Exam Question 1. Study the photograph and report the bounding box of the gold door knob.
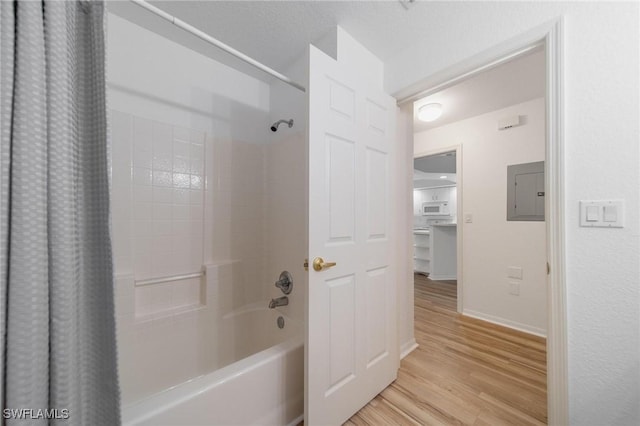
[312,257,337,272]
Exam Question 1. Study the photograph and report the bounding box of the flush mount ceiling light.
[440,175,448,179]
[418,103,443,122]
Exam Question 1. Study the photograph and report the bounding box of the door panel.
[366,148,388,240]
[366,267,388,367]
[326,274,356,395]
[327,135,356,244]
[329,78,356,120]
[366,98,389,136]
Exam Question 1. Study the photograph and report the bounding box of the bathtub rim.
[121,329,303,425]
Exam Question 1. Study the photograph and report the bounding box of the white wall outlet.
[509,282,520,295]
[507,266,523,279]
[464,213,473,223]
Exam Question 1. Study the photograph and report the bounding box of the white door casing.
[306,42,398,425]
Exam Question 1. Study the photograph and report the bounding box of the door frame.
[412,146,463,313]
[395,19,567,425]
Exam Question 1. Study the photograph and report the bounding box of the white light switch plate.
[580,200,624,228]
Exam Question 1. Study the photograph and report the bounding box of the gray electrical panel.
[507,161,545,221]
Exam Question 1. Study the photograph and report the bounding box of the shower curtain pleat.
[0,0,16,419]
[0,1,120,425]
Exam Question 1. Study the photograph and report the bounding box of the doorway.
[413,45,547,335]
[412,150,461,311]
[397,22,567,423]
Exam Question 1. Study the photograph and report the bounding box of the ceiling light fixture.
[418,103,443,122]
[440,175,447,179]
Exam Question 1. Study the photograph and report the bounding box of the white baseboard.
[463,309,547,338]
[429,274,456,281]
[400,338,419,359]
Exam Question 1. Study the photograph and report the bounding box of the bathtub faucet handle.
[275,271,293,295]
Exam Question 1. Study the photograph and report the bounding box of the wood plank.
[345,274,547,425]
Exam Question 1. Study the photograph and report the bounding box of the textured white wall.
[415,97,547,336]
[387,3,640,424]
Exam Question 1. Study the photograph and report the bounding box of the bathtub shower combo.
[113,106,306,425]
[110,6,308,421]
[108,0,313,422]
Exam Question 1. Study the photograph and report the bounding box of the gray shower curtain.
[0,1,120,424]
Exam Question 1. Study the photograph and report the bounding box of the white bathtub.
[122,306,304,426]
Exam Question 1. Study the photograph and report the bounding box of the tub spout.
[269,296,289,309]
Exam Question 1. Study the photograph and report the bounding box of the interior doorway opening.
[412,44,547,334]
[399,25,566,422]
[412,150,461,312]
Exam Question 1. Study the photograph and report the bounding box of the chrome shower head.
[270,119,294,132]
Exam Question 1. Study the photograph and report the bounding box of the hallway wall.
[415,97,546,336]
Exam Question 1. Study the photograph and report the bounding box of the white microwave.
[422,201,450,216]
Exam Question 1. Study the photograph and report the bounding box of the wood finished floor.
[345,274,547,425]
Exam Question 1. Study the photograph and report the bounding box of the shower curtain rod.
[129,0,306,93]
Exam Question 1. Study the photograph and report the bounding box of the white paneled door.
[306,44,398,425]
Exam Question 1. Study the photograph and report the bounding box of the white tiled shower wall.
[131,121,205,281]
[111,112,207,316]
[110,109,270,403]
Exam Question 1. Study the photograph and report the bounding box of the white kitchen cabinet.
[434,187,449,201]
[430,224,457,280]
[422,186,451,202]
[413,189,424,215]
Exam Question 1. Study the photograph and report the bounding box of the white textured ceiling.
[109,0,435,82]
[149,1,432,71]
[413,48,545,133]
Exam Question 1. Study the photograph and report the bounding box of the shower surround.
[107,11,307,422]
[111,109,306,421]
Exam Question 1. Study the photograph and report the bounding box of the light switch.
[603,205,617,222]
[580,200,624,228]
[586,205,599,222]
[464,213,473,223]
